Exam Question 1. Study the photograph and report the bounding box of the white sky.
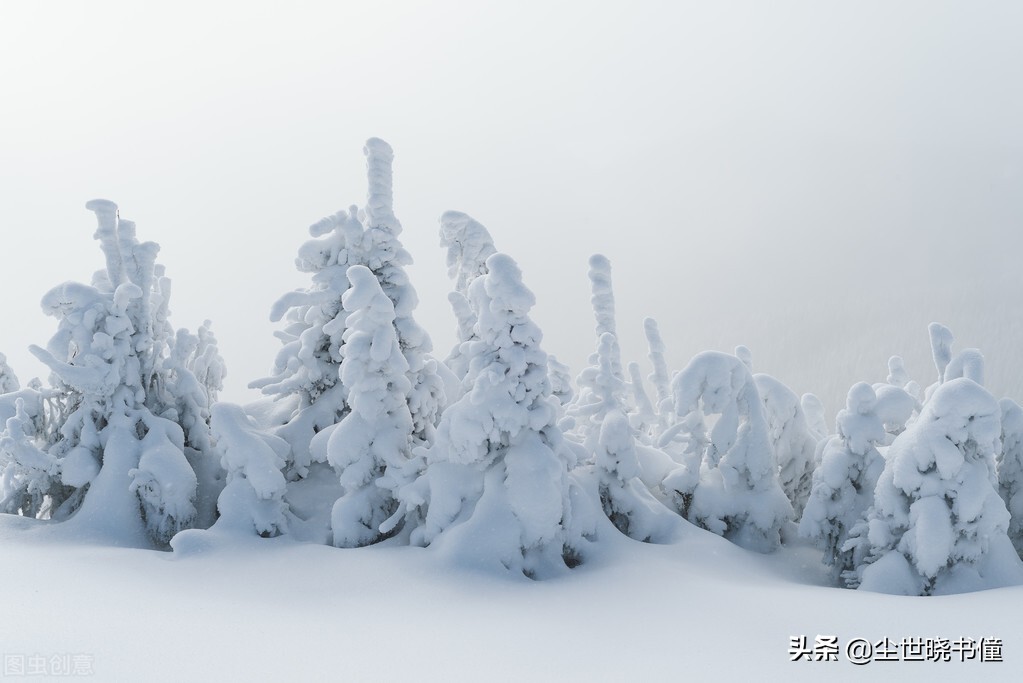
[2,1,1022,417]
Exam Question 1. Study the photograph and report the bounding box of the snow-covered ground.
[1,513,1017,683]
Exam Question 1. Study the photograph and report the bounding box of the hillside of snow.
[2,512,1018,682]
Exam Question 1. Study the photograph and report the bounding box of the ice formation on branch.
[663,351,792,552]
[399,253,578,577]
[0,200,223,546]
[852,378,1019,595]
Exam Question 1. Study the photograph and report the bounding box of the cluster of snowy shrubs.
[1,140,1021,593]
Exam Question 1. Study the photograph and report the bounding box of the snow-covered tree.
[734,345,754,372]
[252,139,445,477]
[642,317,678,448]
[439,210,497,296]
[589,335,676,542]
[997,397,1023,558]
[211,403,290,537]
[399,253,579,578]
[586,254,622,378]
[326,266,415,547]
[568,254,627,440]
[852,378,1020,595]
[547,355,574,408]
[871,383,920,445]
[0,354,20,394]
[801,393,828,444]
[929,323,954,380]
[799,382,886,580]
[644,318,672,415]
[627,361,658,442]
[439,210,497,383]
[1,200,223,546]
[247,206,361,478]
[755,373,817,517]
[0,397,59,517]
[663,351,792,552]
[361,139,446,449]
[886,355,910,388]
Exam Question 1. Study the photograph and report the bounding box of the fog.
[2,1,1021,420]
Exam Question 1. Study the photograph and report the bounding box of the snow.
[3,138,1022,680]
[1,515,1018,682]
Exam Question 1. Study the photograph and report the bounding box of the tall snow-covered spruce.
[565,254,675,542]
[326,266,415,547]
[250,138,446,481]
[399,253,580,578]
[0,200,223,546]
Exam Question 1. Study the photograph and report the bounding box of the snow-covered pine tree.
[852,376,1021,595]
[923,322,955,402]
[643,317,677,446]
[547,355,574,408]
[438,210,497,383]
[799,382,886,581]
[754,373,817,517]
[871,383,920,445]
[361,139,446,450]
[326,265,415,547]
[439,210,497,297]
[0,354,20,394]
[248,205,363,479]
[627,361,658,442]
[662,351,792,552]
[210,402,290,537]
[997,397,1023,558]
[2,200,223,546]
[589,334,676,542]
[586,254,622,379]
[0,397,59,517]
[801,393,828,445]
[886,355,910,388]
[399,253,579,578]
[252,139,446,478]
[567,254,627,441]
